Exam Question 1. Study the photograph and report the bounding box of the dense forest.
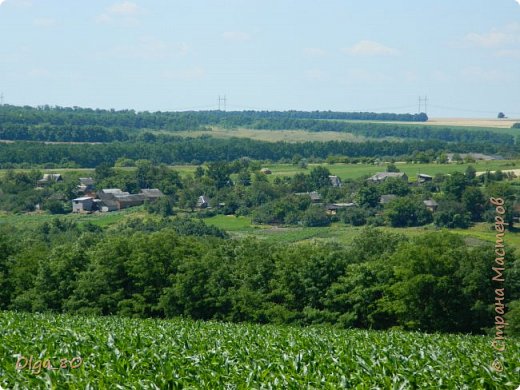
[0,219,518,335]
[0,136,517,169]
[0,104,515,146]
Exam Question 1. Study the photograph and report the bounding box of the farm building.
[37,173,63,187]
[368,172,408,183]
[77,177,95,194]
[140,188,165,201]
[260,168,272,174]
[417,174,433,184]
[423,199,439,212]
[72,196,95,213]
[197,195,210,208]
[329,175,342,187]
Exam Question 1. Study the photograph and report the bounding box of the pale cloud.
[0,0,6,6]
[462,23,520,48]
[109,1,139,15]
[495,49,520,58]
[222,31,251,43]
[96,1,142,25]
[303,47,327,58]
[342,40,399,56]
[516,0,520,5]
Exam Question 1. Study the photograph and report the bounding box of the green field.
[264,160,520,181]
[1,311,518,389]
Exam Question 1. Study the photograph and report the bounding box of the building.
[329,175,342,187]
[72,196,95,213]
[77,177,95,194]
[446,153,504,163]
[368,172,408,183]
[417,174,433,184]
[325,202,356,215]
[309,191,322,203]
[197,195,210,208]
[98,189,145,211]
[423,199,439,212]
[260,168,272,174]
[140,188,165,201]
[37,173,63,187]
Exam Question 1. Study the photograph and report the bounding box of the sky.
[0,0,519,118]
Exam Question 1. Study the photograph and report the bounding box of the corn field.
[1,311,518,389]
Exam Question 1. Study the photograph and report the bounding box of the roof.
[309,191,322,200]
[423,199,439,207]
[140,188,165,198]
[368,172,407,182]
[79,177,95,185]
[329,175,341,187]
[198,195,209,202]
[73,196,94,202]
[38,173,62,182]
[418,174,433,179]
[101,189,126,194]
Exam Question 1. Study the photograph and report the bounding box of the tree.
[497,112,506,119]
[461,187,486,221]
[386,163,400,173]
[384,197,432,227]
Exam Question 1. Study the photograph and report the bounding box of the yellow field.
[172,127,370,143]
[380,118,519,128]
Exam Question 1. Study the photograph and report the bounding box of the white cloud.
[96,1,142,25]
[303,47,327,58]
[222,31,251,43]
[0,0,6,6]
[342,40,399,56]
[109,1,139,15]
[516,0,520,5]
[462,23,520,48]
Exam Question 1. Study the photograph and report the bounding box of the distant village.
[34,167,444,216]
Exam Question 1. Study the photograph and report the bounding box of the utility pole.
[418,96,428,114]
[218,95,227,111]
[0,92,4,106]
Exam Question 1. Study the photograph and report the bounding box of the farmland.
[1,311,518,389]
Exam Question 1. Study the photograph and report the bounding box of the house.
[325,202,356,215]
[368,172,408,183]
[295,191,322,203]
[260,168,272,174]
[77,177,95,194]
[72,196,95,213]
[423,199,439,212]
[197,195,210,208]
[115,194,146,209]
[309,191,322,203]
[417,174,433,184]
[37,173,63,187]
[379,194,397,205]
[140,188,165,201]
[329,175,342,187]
[446,153,504,163]
[98,189,145,211]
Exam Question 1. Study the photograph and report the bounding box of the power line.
[218,95,227,111]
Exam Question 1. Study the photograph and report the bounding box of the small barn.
[72,196,95,213]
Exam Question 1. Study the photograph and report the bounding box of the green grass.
[264,160,520,181]
[1,311,518,389]
[0,207,144,229]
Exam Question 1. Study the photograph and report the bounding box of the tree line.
[0,220,518,335]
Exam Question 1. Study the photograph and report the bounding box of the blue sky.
[0,0,519,117]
